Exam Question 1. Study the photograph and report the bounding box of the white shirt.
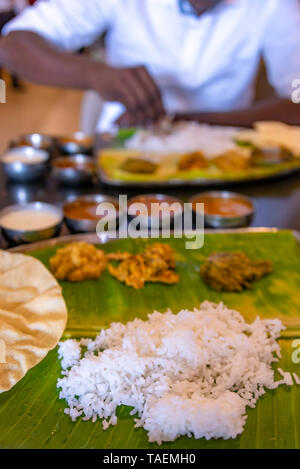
[4,0,300,131]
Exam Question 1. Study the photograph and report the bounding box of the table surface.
[1,153,300,248]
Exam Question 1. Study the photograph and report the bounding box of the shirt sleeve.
[262,0,300,98]
[2,0,116,51]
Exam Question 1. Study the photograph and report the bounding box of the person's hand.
[115,111,151,128]
[88,63,165,126]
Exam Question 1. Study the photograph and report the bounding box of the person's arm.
[175,98,300,127]
[0,31,97,88]
[177,0,300,127]
[0,31,165,125]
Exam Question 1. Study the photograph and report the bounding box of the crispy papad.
[0,250,67,393]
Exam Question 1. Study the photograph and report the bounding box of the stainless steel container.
[128,193,184,230]
[189,191,255,229]
[63,194,119,233]
[52,155,95,186]
[56,132,93,155]
[10,133,53,152]
[1,147,50,183]
[0,202,63,245]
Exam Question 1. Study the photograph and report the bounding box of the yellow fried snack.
[178,151,208,171]
[108,243,179,289]
[108,254,147,289]
[50,242,107,282]
[212,150,251,172]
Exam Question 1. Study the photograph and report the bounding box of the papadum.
[236,121,300,156]
[0,250,67,393]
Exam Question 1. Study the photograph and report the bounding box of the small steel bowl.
[52,155,96,186]
[189,191,255,229]
[1,146,50,183]
[56,132,93,155]
[0,202,63,245]
[63,194,119,233]
[128,194,184,230]
[10,133,53,152]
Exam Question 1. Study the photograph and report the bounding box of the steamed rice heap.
[125,122,242,158]
[57,301,291,444]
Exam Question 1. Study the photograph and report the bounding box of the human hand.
[89,63,165,126]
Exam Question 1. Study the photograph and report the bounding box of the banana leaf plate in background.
[1,229,300,449]
[96,129,300,187]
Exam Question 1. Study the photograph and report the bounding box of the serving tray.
[96,132,300,188]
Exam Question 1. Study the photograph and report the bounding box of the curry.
[53,159,95,171]
[64,199,118,221]
[192,195,253,218]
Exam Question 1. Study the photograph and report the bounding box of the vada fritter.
[212,150,251,172]
[200,252,272,292]
[50,242,107,282]
[49,241,179,288]
[108,243,179,289]
[178,152,208,171]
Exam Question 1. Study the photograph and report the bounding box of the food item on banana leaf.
[108,243,179,289]
[120,158,158,174]
[50,242,107,282]
[178,151,209,171]
[58,301,295,444]
[250,147,293,166]
[200,251,272,292]
[212,150,251,172]
[235,121,300,157]
[50,241,179,288]
[0,250,67,393]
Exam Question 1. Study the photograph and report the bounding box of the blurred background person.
[0,0,300,133]
[0,0,29,88]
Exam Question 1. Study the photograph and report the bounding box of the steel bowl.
[52,155,96,186]
[63,194,119,233]
[1,146,50,183]
[189,191,255,229]
[0,202,63,245]
[56,132,94,155]
[128,193,184,230]
[10,133,53,152]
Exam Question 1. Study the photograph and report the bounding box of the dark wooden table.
[1,161,300,247]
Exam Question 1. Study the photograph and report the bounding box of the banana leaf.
[1,230,300,449]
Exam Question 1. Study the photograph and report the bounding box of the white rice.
[125,122,245,159]
[57,301,293,444]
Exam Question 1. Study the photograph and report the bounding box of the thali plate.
[1,229,300,448]
[96,131,300,188]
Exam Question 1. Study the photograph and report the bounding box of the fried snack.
[108,254,147,289]
[50,242,107,282]
[178,152,208,171]
[107,252,132,261]
[120,158,158,174]
[0,250,67,393]
[143,243,176,270]
[236,121,300,156]
[250,147,292,166]
[212,150,251,172]
[108,243,179,289]
[200,252,272,292]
